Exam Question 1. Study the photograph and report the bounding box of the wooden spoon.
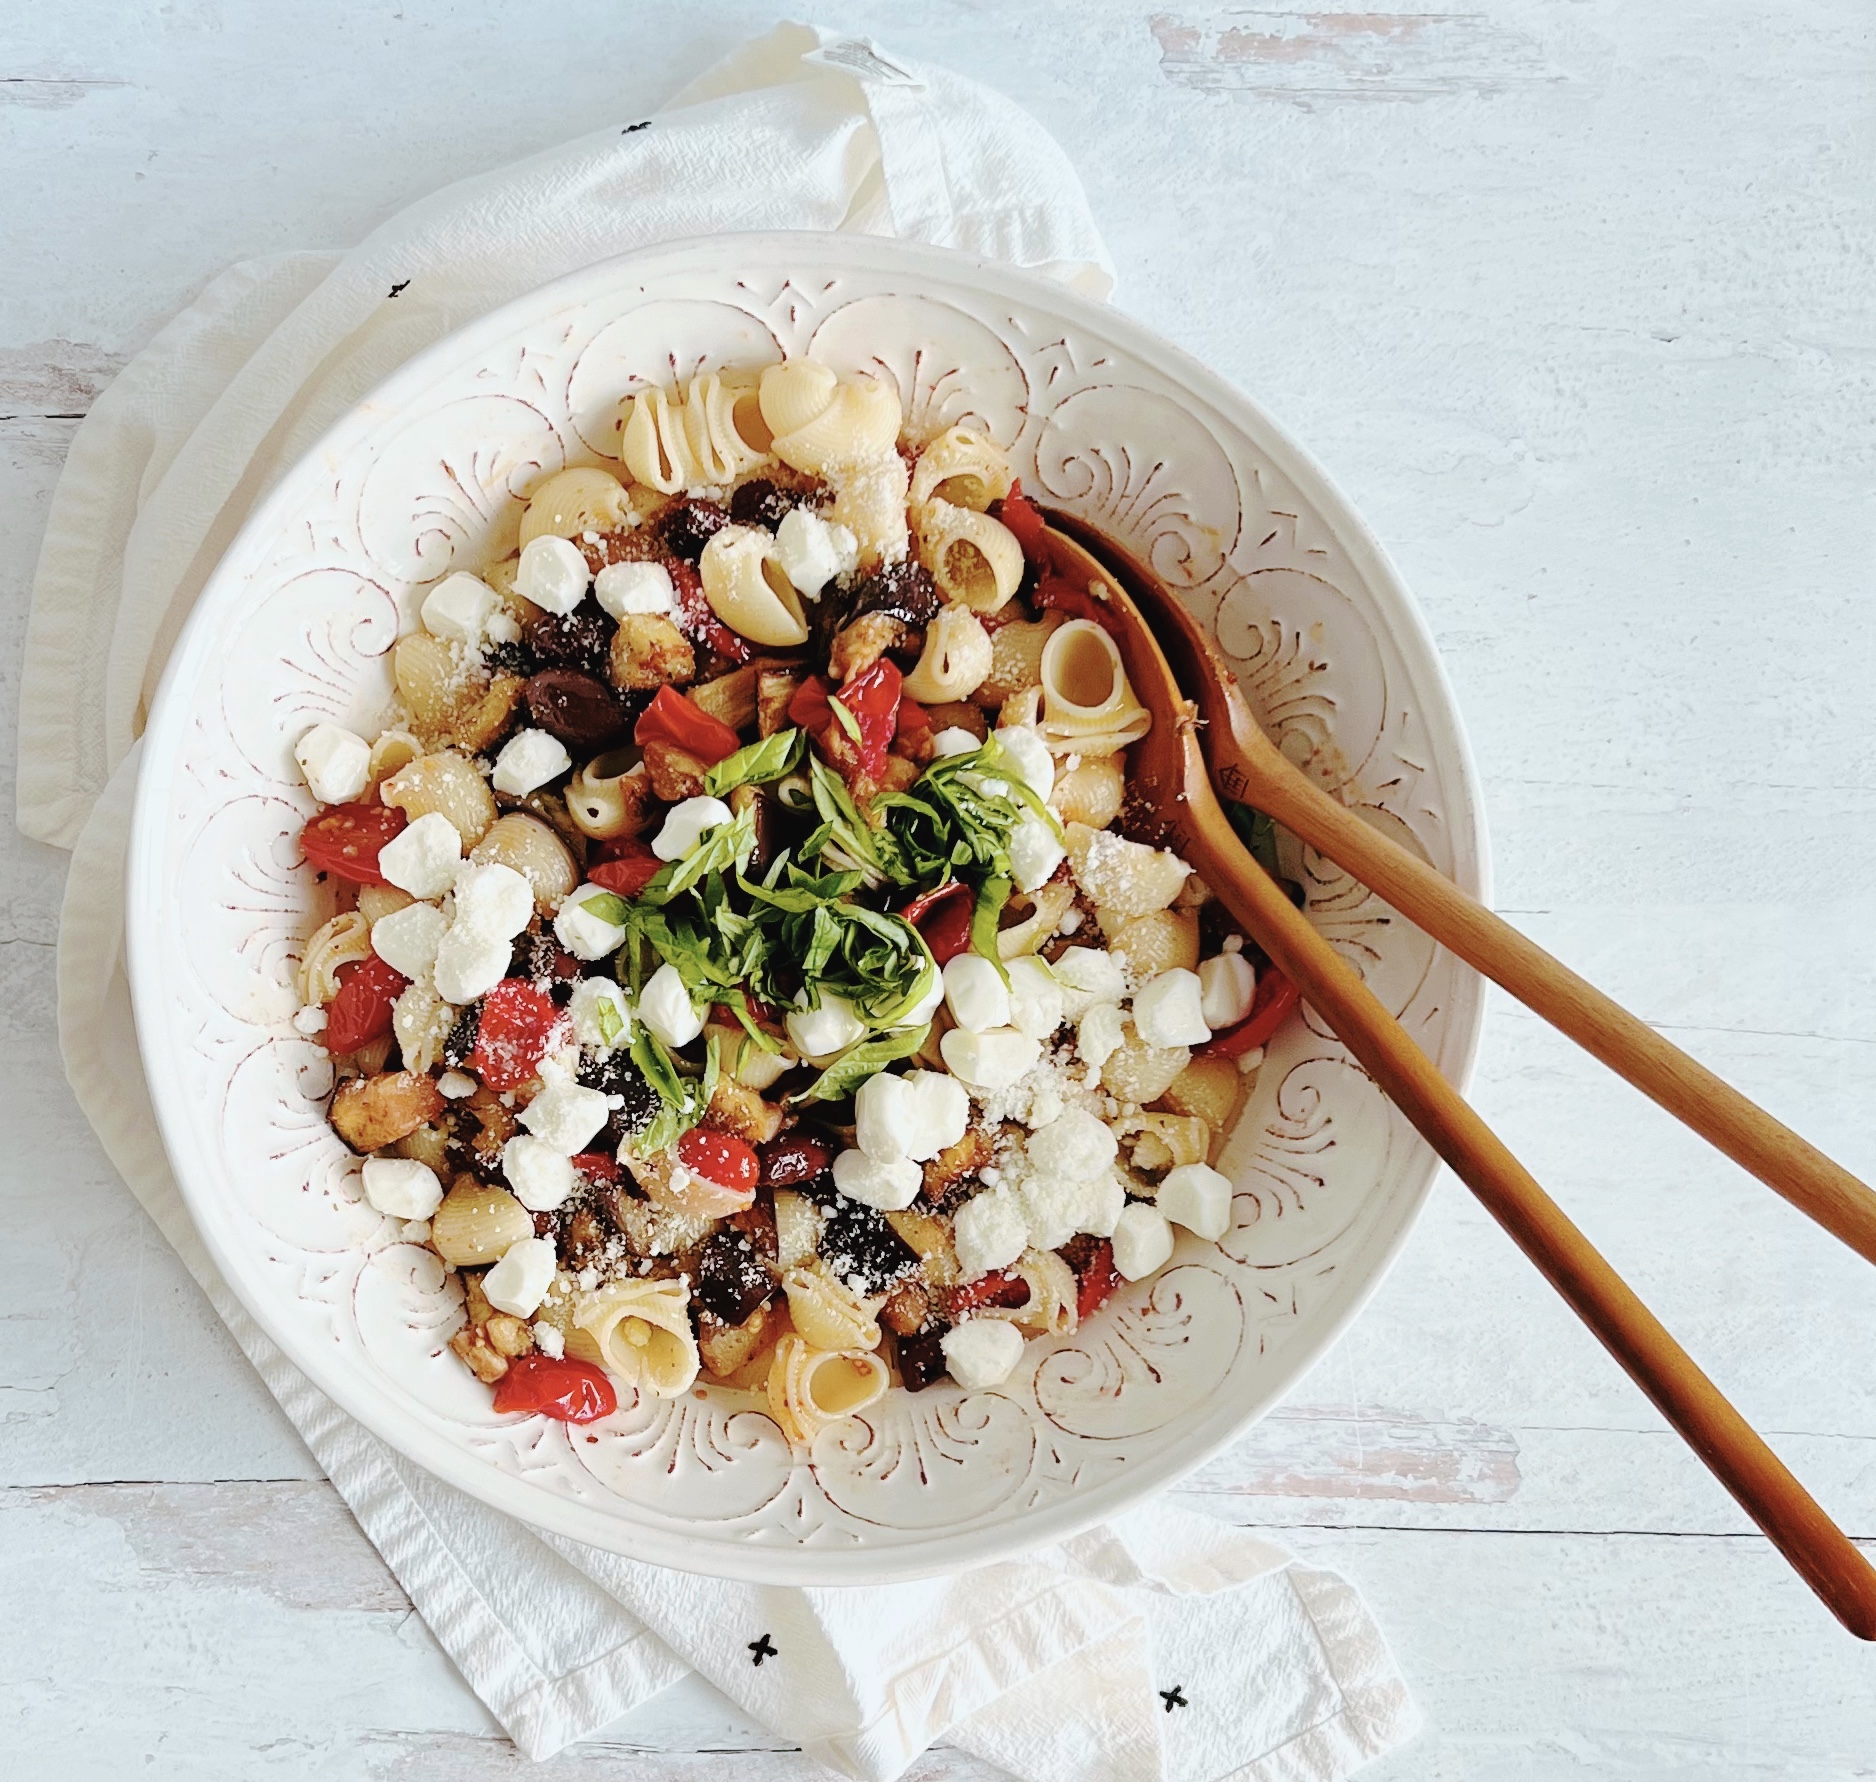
[1048,511,1876,1273]
[1035,522,1876,1638]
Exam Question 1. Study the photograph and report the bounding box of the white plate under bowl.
[128,232,1488,1584]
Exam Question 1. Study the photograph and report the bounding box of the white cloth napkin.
[17,24,1419,1780]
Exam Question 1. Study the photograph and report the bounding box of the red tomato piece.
[667,558,752,664]
[900,880,974,966]
[895,695,931,736]
[1034,574,1121,636]
[948,1271,1032,1318]
[300,802,408,885]
[677,1128,759,1195]
[467,978,572,1093]
[571,1151,622,1184]
[832,658,903,781]
[491,1354,617,1423]
[786,673,833,733]
[321,955,408,1054]
[992,481,1049,562]
[587,839,662,898]
[633,685,742,765]
[1072,1239,1121,1322]
[1199,968,1300,1059]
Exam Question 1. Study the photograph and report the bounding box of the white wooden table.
[5,3,1874,1773]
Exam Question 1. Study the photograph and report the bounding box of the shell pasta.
[288,352,1276,1446]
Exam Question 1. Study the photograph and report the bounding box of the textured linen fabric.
[18,23,1419,1779]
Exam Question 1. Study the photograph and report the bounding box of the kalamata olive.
[524,669,634,751]
[757,1132,832,1187]
[819,1199,920,1296]
[524,606,615,676]
[729,478,808,530]
[844,560,940,628]
[660,497,732,564]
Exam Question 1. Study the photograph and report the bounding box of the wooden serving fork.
[1035,518,1876,1637]
[1048,512,1876,1273]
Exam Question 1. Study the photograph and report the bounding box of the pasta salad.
[290,356,1296,1437]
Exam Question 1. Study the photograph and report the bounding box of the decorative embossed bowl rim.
[128,233,1489,1583]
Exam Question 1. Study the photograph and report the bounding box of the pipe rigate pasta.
[518,466,632,546]
[765,1335,890,1447]
[564,755,652,840]
[1036,620,1152,755]
[978,611,1063,708]
[574,1278,700,1398]
[827,452,911,568]
[909,427,1014,512]
[915,500,1025,613]
[297,911,372,1005]
[1049,754,1125,829]
[902,605,993,703]
[393,979,456,1075]
[782,1262,883,1353]
[366,729,424,792]
[622,373,772,494]
[469,813,576,908]
[699,525,811,647]
[380,751,497,848]
[760,364,901,474]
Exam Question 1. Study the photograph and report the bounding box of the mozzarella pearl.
[1157,1162,1233,1242]
[515,534,591,615]
[553,884,628,961]
[360,1156,444,1219]
[502,1136,577,1211]
[652,795,734,861]
[830,1147,923,1212]
[369,900,447,981]
[944,952,1011,1033]
[377,811,463,900]
[482,1236,558,1319]
[491,728,572,798]
[420,572,498,643]
[786,991,865,1061]
[594,559,676,619]
[1198,953,1257,1031]
[638,962,705,1048]
[952,1188,1029,1279]
[939,1026,1041,1091]
[1111,1202,1175,1280]
[452,862,535,941]
[294,723,371,805]
[1131,968,1212,1049]
[941,1318,1026,1390]
[992,724,1055,802]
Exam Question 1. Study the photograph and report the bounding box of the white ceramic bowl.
[128,232,1488,1583]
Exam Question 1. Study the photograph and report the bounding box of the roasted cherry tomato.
[322,954,408,1054]
[992,481,1049,562]
[587,838,662,898]
[491,1353,617,1423]
[570,1151,622,1184]
[1071,1238,1121,1322]
[900,879,974,965]
[677,1128,759,1195]
[946,1271,1032,1318]
[895,695,931,737]
[467,977,571,1092]
[832,658,903,781]
[299,801,408,885]
[1199,967,1300,1059]
[1034,573,1121,635]
[633,685,742,765]
[667,557,752,663]
[786,673,834,733]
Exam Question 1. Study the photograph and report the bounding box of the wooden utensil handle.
[1237,755,1876,1268]
[1196,828,1876,1638]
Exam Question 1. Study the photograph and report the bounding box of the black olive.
[523,668,634,752]
[729,478,805,530]
[581,1049,662,1145]
[660,497,732,564]
[843,560,939,628]
[440,1002,483,1070]
[523,605,616,677]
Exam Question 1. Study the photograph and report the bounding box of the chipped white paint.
[3,0,1873,1774]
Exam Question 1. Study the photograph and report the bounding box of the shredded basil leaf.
[581,891,630,926]
[1228,802,1283,880]
[704,727,807,798]
[595,998,625,1047]
[631,1027,719,1154]
[970,874,1013,982]
[829,695,863,745]
[795,1022,931,1104]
